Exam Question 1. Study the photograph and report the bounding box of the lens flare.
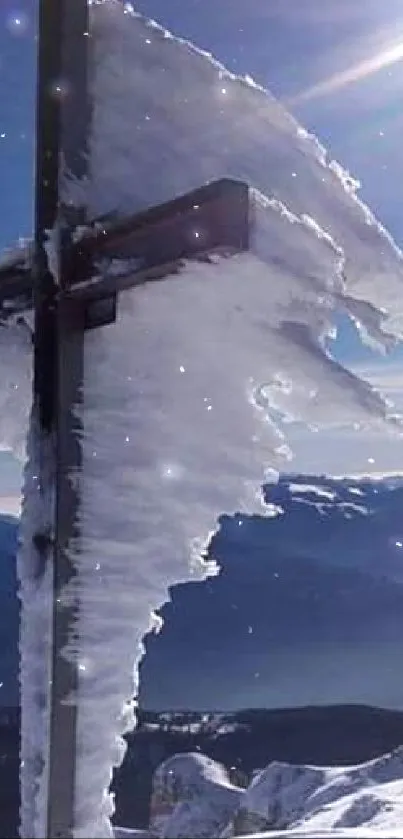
[293,40,403,103]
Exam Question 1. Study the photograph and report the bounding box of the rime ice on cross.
[0,2,249,837]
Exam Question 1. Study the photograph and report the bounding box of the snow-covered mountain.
[149,753,242,838]
[112,704,403,833]
[114,747,403,838]
[230,749,403,835]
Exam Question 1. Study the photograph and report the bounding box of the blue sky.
[0,1,35,251]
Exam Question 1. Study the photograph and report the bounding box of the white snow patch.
[288,483,336,501]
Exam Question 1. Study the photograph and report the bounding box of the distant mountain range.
[141,740,403,838]
[1,703,403,836]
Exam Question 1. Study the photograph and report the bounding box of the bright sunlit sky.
[2,0,403,496]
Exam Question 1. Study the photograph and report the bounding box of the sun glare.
[293,39,403,103]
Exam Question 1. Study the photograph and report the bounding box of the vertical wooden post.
[33,1,89,835]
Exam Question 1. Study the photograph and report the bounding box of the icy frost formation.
[8,0,403,836]
[88,0,403,342]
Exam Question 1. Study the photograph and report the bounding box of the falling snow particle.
[6,13,29,35]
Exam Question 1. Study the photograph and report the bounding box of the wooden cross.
[0,1,249,836]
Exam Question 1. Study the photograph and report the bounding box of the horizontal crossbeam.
[0,178,249,327]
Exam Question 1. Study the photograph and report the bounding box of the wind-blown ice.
[9,0,403,836]
[50,2,403,837]
[87,0,403,341]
